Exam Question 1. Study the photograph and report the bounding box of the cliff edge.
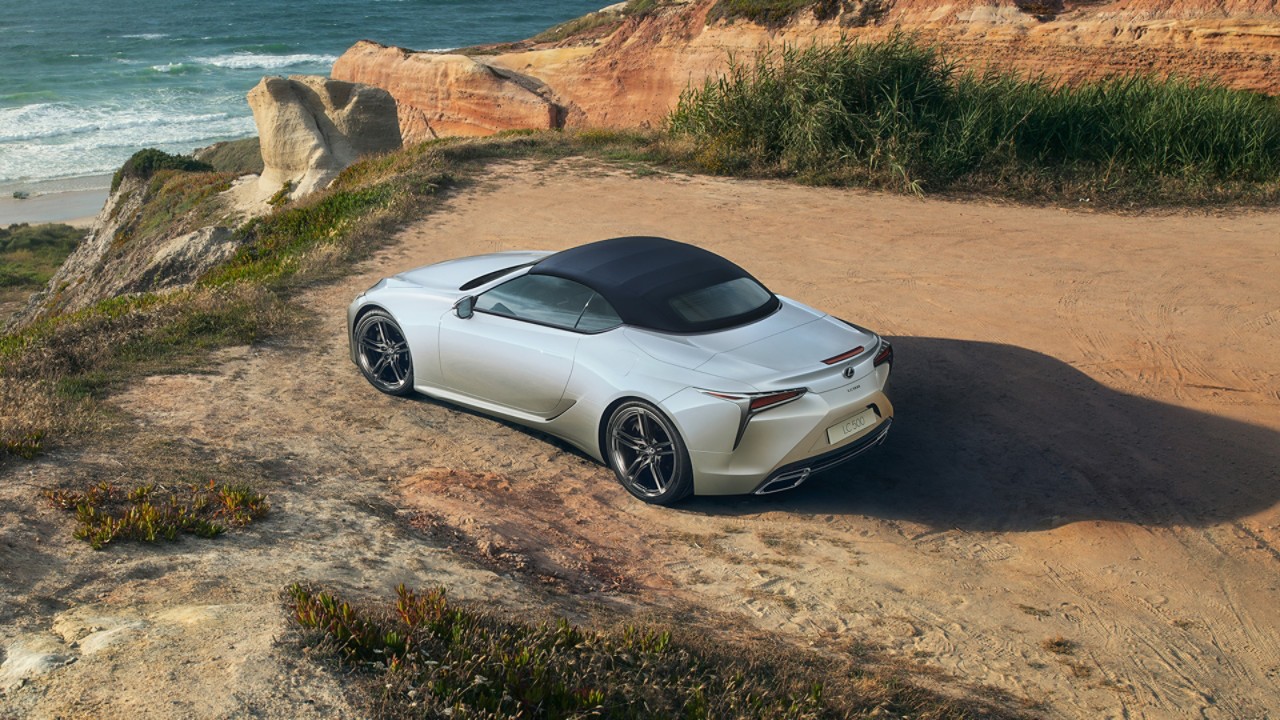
[333,0,1280,142]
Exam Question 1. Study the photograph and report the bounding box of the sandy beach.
[0,187,106,228]
[0,174,110,228]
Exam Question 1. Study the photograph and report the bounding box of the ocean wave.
[121,33,168,40]
[194,52,337,70]
[0,103,236,143]
[149,62,203,75]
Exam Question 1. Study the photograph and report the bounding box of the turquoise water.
[0,0,609,189]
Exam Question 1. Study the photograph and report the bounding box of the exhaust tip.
[755,468,811,495]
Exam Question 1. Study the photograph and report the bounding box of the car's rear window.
[667,277,774,325]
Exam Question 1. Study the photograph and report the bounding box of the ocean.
[0,0,611,194]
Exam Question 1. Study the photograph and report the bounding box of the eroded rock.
[247,74,402,200]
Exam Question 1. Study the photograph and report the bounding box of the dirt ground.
[2,159,1278,719]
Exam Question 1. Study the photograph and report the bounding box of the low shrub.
[111,148,213,192]
[46,479,268,550]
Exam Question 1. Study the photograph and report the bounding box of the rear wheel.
[606,401,693,505]
[355,310,414,396]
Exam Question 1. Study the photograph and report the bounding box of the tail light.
[873,339,893,367]
[749,389,805,411]
[698,387,808,449]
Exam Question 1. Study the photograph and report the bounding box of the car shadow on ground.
[684,337,1280,531]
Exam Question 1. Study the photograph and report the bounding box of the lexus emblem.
[842,366,856,379]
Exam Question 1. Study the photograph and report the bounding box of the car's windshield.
[458,261,538,291]
[666,277,774,325]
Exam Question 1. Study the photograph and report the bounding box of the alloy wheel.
[609,406,679,498]
[358,316,411,393]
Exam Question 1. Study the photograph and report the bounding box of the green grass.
[0,137,551,461]
[287,583,1028,719]
[0,223,83,289]
[46,479,268,550]
[668,34,1280,204]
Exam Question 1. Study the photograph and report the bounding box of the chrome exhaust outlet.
[755,468,812,495]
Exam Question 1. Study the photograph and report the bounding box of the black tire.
[354,310,415,396]
[605,400,693,505]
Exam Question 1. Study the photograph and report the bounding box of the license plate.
[826,408,877,444]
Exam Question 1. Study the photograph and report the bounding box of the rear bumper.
[684,382,893,495]
[753,417,892,494]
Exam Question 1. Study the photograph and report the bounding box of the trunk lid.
[625,300,879,390]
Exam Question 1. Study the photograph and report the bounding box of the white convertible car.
[348,236,893,505]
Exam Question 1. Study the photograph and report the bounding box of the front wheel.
[605,401,693,505]
[354,310,415,396]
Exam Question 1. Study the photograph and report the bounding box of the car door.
[438,274,594,417]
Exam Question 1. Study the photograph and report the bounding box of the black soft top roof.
[529,236,778,333]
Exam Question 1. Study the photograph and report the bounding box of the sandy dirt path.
[3,160,1278,718]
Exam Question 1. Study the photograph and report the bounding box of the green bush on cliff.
[111,148,213,192]
[668,34,1280,201]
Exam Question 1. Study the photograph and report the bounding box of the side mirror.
[453,295,475,319]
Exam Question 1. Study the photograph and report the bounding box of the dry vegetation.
[287,583,1027,719]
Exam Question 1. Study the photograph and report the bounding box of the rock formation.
[246,75,402,201]
[331,43,576,142]
[332,0,1280,140]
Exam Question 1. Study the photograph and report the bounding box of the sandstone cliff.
[331,45,576,140]
[332,0,1280,141]
[8,175,240,328]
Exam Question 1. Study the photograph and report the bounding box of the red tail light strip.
[822,346,865,365]
[749,389,805,411]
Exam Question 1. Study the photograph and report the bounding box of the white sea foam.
[0,103,235,143]
[0,100,253,183]
[194,52,337,70]
[121,33,168,40]
[149,62,199,74]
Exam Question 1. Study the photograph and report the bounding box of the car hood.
[624,300,877,383]
[395,251,551,294]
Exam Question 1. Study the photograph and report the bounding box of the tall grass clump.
[668,34,1280,202]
